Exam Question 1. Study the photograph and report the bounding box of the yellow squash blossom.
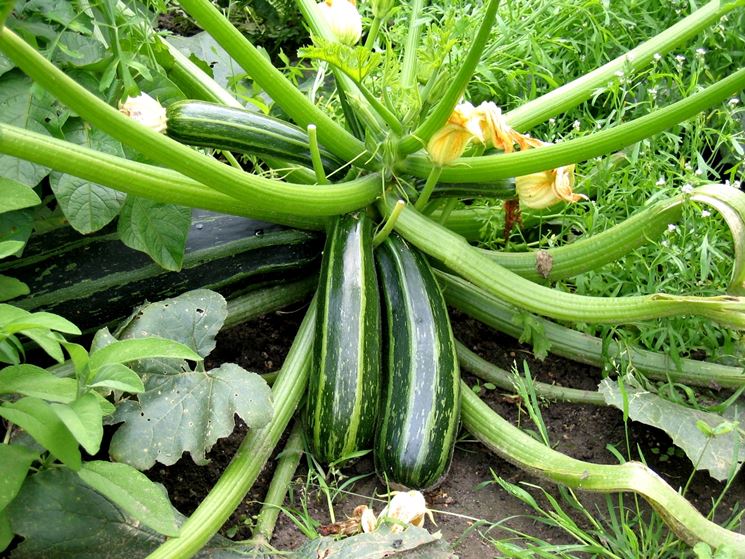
[516,164,584,209]
[316,0,362,45]
[426,101,485,166]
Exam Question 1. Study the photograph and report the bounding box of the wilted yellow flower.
[358,490,435,534]
[516,164,584,209]
[473,101,523,153]
[316,0,362,45]
[119,93,167,133]
[427,101,484,165]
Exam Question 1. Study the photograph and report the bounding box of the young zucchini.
[165,100,344,174]
[304,212,380,464]
[374,234,460,490]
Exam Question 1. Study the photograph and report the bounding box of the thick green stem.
[457,341,606,405]
[0,28,382,217]
[399,68,745,182]
[397,0,500,156]
[223,277,317,330]
[461,385,745,556]
[504,0,741,132]
[439,271,745,389]
[414,166,442,210]
[380,195,745,327]
[0,123,327,229]
[364,15,383,50]
[146,298,316,559]
[307,125,329,184]
[251,421,304,544]
[177,0,367,165]
[400,0,425,91]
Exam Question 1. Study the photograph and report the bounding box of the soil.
[148,304,745,557]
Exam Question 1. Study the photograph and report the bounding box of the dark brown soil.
[148,304,745,556]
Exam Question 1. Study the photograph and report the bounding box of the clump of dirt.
[149,305,745,556]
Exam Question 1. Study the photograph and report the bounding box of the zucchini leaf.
[6,468,256,558]
[599,378,745,481]
[299,39,382,83]
[117,197,191,271]
[0,178,41,214]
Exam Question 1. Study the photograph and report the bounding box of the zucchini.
[304,212,380,464]
[165,100,345,174]
[374,234,460,490]
[2,211,321,332]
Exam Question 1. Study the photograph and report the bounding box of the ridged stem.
[397,0,500,156]
[177,0,367,165]
[0,28,381,217]
[461,385,745,556]
[456,341,606,405]
[504,0,742,132]
[380,195,745,327]
[146,298,316,559]
[0,123,328,230]
[398,68,745,182]
[400,0,425,90]
[439,271,745,389]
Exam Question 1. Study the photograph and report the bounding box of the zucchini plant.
[1,0,745,557]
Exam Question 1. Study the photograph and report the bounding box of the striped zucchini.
[2,211,321,333]
[304,212,380,464]
[374,234,460,490]
[165,100,344,173]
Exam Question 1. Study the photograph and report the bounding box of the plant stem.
[0,28,382,218]
[177,0,368,165]
[456,341,606,406]
[372,199,405,247]
[379,195,745,327]
[397,0,500,156]
[439,270,745,389]
[460,385,745,556]
[222,277,318,330]
[399,67,745,182]
[400,0,424,91]
[251,421,304,544]
[355,80,403,135]
[414,166,442,210]
[307,125,329,184]
[0,123,327,230]
[364,15,383,50]
[504,0,741,132]
[146,298,317,559]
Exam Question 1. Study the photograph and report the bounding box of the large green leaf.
[0,275,29,302]
[110,363,272,469]
[599,379,745,481]
[0,364,77,402]
[87,363,144,393]
[88,337,202,372]
[0,210,33,257]
[0,397,81,469]
[117,197,191,271]
[77,461,178,537]
[0,444,38,510]
[49,120,126,234]
[0,72,54,186]
[168,32,246,91]
[50,393,104,455]
[6,468,260,558]
[0,178,41,214]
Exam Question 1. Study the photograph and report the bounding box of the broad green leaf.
[0,509,11,552]
[3,311,81,335]
[168,32,246,91]
[50,393,104,455]
[53,30,106,67]
[90,327,116,353]
[293,525,454,559]
[0,51,12,77]
[0,72,53,186]
[78,461,178,537]
[0,397,81,469]
[117,197,191,271]
[0,444,38,510]
[0,364,77,402]
[62,342,89,376]
[0,209,33,255]
[110,363,272,469]
[0,275,29,302]
[118,290,228,376]
[50,120,126,234]
[599,379,745,481]
[88,363,144,393]
[19,329,65,363]
[23,0,91,33]
[0,178,40,213]
[299,40,383,83]
[0,240,25,259]
[6,468,259,558]
[89,337,202,372]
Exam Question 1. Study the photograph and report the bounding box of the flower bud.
[516,164,584,209]
[118,93,167,133]
[316,0,362,45]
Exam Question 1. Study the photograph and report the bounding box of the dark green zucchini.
[165,100,345,174]
[1,211,321,332]
[304,212,380,464]
[374,234,460,490]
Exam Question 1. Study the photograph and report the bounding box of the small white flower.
[548,118,556,125]
[667,223,678,232]
[653,52,662,61]
[694,168,703,176]
[572,120,581,131]
[119,93,167,133]
[656,177,666,186]
[701,209,711,218]
[728,98,740,106]
[735,180,742,189]
[661,239,670,247]
[695,48,707,57]
[675,54,686,64]
[614,70,624,78]
[648,87,658,97]
[681,183,693,194]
